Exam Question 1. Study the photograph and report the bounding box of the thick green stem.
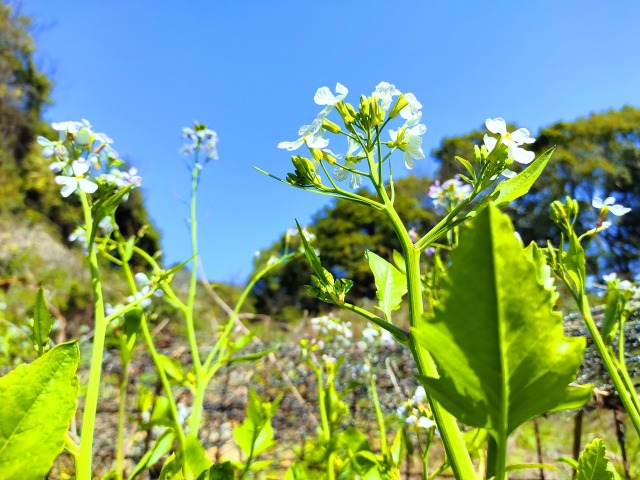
[486,435,507,480]
[77,193,107,479]
[577,293,640,435]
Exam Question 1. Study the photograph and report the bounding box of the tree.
[432,106,640,276]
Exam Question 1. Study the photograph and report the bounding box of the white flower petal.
[592,196,604,209]
[349,172,362,189]
[609,204,631,216]
[277,139,304,151]
[314,86,336,106]
[603,196,616,206]
[510,146,535,165]
[485,118,507,135]
[78,178,98,194]
[483,134,498,152]
[72,160,90,176]
[417,416,435,429]
[510,128,535,144]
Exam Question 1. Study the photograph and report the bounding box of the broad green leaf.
[31,285,54,356]
[123,306,143,338]
[158,354,185,383]
[339,426,370,453]
[128,428,175,480]
[549,384,594,413]
[185,435,213,478]
[490,147,554,208]
[0,341,79,479]
[365,250,407,322]
[415,203,587,444]
[575,438,614,480]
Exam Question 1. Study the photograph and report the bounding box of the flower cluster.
[483,117,536,169]
[397,386,436,430]
[587,195,631,234]
[278,81,427,190]
[181,121,219,162]
[37,119,139,198]
[428,175,473,211]
[309,314,353,352]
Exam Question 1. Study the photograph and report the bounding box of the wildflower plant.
[260,81,609,479]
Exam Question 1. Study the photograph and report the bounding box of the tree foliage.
[0,2,160,257]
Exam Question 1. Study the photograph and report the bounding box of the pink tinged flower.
[55,160,98,197]
[484,117,536,164]
[592,196,631,216]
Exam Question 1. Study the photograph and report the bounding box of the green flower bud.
[359,95,370,117]
[388,94,409,120]
[322,117,341,134]
[369,97,384,127]
[322,151,337,165]
[287,156,321,188]
[550,200,567,223]
[309,148,324,162]
[335,101,356,125]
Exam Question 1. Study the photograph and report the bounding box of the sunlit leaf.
[0,341,79,479]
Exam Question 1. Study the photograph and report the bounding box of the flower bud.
[369,98,384,127]
[335,101,356,125]
[550,201,567,223]
[322,118,341,134]
[309,148,324,162]
[359,95,370,117]
[388,94,409,120]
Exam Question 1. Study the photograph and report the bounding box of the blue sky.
[25,1,640,283]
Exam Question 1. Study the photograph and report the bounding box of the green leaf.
[157,354,185,383]
[128,428,175,480]
[389,428,406,467]
[159,453,185,480]
[549,385,594,413]
[339,426,370,453]
[123,306,143,338]
[184,435,213,478]
[575,438,614,480]
[227,344,279,364]
[0,341,79,480]
[490,147,554,208]
[31,285,54,356]
[414,203,587,444]
[89,184,133,246]
[207,461,235,480]
[365,250,407,322]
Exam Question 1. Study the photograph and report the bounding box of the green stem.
[116,346,129,478]
[485,435,507,480]
[576,293,640,435]
[369,372,388,457]
[186,166,202,372]
[77,192,107,479]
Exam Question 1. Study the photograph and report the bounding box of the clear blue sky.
[24,1,640,284]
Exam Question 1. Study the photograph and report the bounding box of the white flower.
[483,117,536,164]
[55,160,98,197]
[278,83,347,151]
[372,81,401,112]
[592,196,631,216]
[405,415,418,425]
[399,93,422,122]
[412,386,426,404]
[417,416,435,429]
[603,273,618,283]
[389,124,427,169]
[314,82,349,116]
[278,117,329,151]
